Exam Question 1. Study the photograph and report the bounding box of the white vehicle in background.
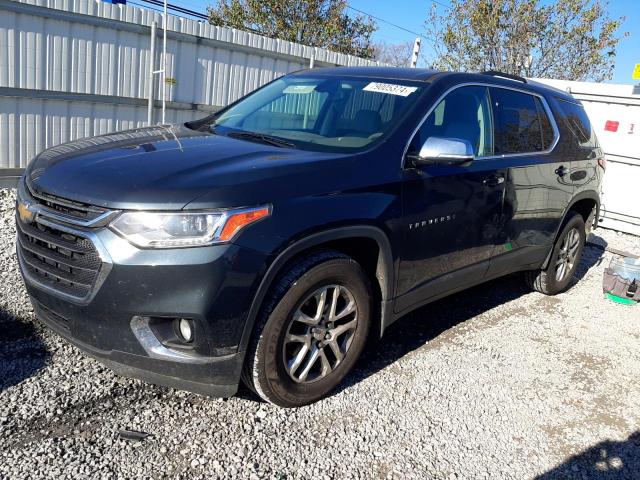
[534,79,640,236]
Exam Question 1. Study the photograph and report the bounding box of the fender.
[541,189,600,269]
[238,225,396,353]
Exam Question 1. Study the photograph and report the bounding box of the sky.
[178,0,639,84]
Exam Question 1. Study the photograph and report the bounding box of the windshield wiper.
[226,131,295,148]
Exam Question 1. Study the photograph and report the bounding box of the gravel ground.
[1,186,639,480]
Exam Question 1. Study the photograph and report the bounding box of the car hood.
[26,125,349,210]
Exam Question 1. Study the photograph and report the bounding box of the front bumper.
[31,296,243,397]
[19,223,268,398]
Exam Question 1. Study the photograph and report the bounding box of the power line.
[138,0,208,20]
[129,0,163,14]
[346,0,453,41]
[136,0,267,34]
[430,0,452,9]
[131,0,445,47]
[345,5,424,40]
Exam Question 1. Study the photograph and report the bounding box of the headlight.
[110,206,270,248]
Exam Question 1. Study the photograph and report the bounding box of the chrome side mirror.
[408,137,475,166]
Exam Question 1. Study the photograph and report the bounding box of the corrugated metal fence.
[0,0,379,168]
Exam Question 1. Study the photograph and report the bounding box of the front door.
[396,85,507,313]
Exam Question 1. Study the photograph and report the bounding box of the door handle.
[483,174,505,187]
[555,165,569,177]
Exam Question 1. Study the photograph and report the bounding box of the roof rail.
[481,70,527,83]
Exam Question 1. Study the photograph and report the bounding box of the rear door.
[484,86,573,278]
[554,98,602,213]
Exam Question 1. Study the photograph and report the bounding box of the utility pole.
[161,0,167,124]
[410,37,421,68]
[147,21,156,126]
[149,3,168,126]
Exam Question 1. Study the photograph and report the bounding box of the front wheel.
[525,212,586,295]
[242,251,371,407]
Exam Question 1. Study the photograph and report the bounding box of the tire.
[242,250,371,407]
[525,212,586,295]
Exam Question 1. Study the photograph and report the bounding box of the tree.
[424,0,625,81]
[373,41,415,67]
[208,0,377,58]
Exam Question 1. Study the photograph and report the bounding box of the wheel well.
[542,196,599,269]
[285,237,384,338]
[570,198,598,225]
[240,228,394,353]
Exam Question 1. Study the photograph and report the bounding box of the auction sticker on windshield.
[363,82,418,97]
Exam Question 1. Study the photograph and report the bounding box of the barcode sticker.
[363,82,418,97]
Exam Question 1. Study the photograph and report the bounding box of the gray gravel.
[1,186,639,479]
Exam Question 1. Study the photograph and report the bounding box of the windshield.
[200,75,424,153]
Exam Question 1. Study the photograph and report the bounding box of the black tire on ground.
[525,212,586,295]
[241,250,371,407]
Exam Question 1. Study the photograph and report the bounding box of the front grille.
[17,219,103,299]
[29,187,107,222]
[16,184,108,302]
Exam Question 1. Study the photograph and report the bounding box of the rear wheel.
[525,212,586,295]
[242,251,371,407]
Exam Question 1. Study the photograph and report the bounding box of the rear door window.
[490,88,555,154]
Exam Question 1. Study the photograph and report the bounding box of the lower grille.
[17,217,103,300]
[32,299,71,334]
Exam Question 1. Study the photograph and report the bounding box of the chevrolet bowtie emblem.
[17,200,35,224]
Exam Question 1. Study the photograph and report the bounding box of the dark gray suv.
[16,68,603,406]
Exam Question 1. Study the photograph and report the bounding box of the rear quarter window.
[557,99,598,148]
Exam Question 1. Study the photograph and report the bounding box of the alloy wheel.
[283,285,358,383]
[555,227,580,282]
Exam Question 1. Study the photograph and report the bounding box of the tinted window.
[491,88,551,154]
[338,86,398,127]
[557,99,597,147]
[208,76,424,153]
[535,97,555,150]
[250,89,329,131]
[411,86,493,157]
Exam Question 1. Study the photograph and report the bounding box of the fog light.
[177,318,194,343]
